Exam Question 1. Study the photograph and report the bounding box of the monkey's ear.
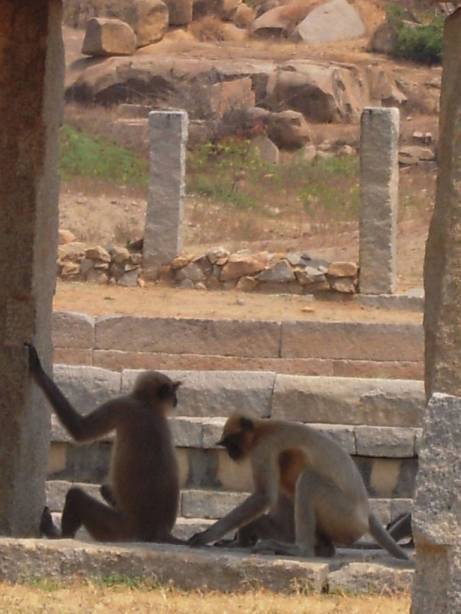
[240,417,254,432]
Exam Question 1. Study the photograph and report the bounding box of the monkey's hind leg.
[40,507,61,539]
[62,487,132,541]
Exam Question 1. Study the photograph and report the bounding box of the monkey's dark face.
[133,372,182,411]
[218,433,246,461]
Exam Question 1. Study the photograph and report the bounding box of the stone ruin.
[0,1,460,605]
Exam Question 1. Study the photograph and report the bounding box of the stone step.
[48,424,418,499]
[0,538,415,593]
[52,311,423,379]
[46,481,412,529]
[53,365,425,427]
[51,415,422,458]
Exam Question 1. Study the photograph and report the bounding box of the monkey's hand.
[188,529,216,547]
[24,342,43,375]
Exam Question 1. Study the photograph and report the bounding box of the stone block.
[0,538,330,593]
[54,365,121,415]
[368,458,402,498]
[82,18,136,56]
[176,449,190,489]
[359,107,399,294]
[201,417,226,448]
[93,350,335,377]
[46,481,102,513]
[53,348,93,366]
[271,375,424,427]
[216,451,254,492]
[170,417,203,448]
[143,111,188,276]
[307,424,356,454]
[181,489,247,519]
[413,394,461,548]
[368,498,391,526]
[122,369,275,417]
[332,359,423,381]
[172,518,214,541]
[281,321,423,362]
[355,426,416,458]
[390,498,413,522]
[52,311,95,349]
[95,316,281,358]
[47,444,67,477]
[328,563,413,594]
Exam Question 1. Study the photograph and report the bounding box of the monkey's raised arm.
[25,343,122,442]
[189,453,278,546]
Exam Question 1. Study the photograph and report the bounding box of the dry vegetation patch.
[0,580,411,614]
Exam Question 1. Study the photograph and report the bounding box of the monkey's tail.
[368,513,410,560]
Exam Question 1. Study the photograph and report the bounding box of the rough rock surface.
[359,108,399,295]
[412,393,461,613]
[0,538,415,593]
[296,0,365,44]
[0,1,63,536]
[267,110,311,149]
[424,9,461,399]
[82,17,137,56]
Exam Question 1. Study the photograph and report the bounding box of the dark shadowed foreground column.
[412,10,461,614]
[359,107,399,295]
[143,110,188,279]
[0,1,64,535]
[424,8,461,401]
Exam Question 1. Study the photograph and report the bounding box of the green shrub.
[386,4,443,65]
[60,125,148,186]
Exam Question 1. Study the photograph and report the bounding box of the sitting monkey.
[189,414,409,560]
[26,343,182,543]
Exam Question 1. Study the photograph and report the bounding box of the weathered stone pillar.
[412,11,461,613]
[411,394,461,613]
[143,110,188,279]
[0,1,64,535]
[359,107,399,295]
[424,8,461,400]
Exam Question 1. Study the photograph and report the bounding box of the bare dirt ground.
[54,281,421,323]
[0,581,410,613]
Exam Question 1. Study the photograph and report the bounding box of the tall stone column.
[0,1,64,535]
[359,107,399,295]
[143,110,188,279]
[412,10,461,614]
[424,8,461,400]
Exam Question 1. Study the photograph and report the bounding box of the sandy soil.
[54,281,421,323]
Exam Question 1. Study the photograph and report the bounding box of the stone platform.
[0,538,414,593]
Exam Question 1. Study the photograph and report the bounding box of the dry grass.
[189,16,247,42]
[0,581,411,614]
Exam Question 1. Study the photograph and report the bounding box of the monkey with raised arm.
[26,343,183,543]
[189,414,409,560]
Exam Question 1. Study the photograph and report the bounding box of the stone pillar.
[143,110,188,279]
[359,107,399,295]
[411,394,461,614]
[424,8,461,400]
[412,11,461,613]
[0,1,64,535]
